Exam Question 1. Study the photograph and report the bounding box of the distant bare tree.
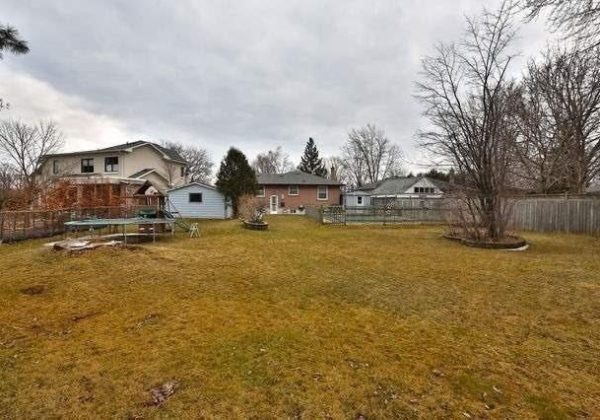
[0,162,19,210]
[323,156,350,185]
[515,46,600,193]
[416,1,520,241]
[0,120,63,191]
[522,0,600,51]
[162,141,213,183]
[341,124,404,187]
[252,146,293,174]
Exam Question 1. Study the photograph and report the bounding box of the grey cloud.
[2,0,551,169]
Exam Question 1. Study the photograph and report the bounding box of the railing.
[319,204,448,225]
[0,204,161,243]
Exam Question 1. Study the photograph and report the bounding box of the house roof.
[257,170,342,186]
[129,168,156,179]
[353,176,449,196]
[167,182,218,192]
[355,180,384,191]
[41,140,187,164]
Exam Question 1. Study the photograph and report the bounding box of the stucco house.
[37,140,187,206]
[344,176,448,208]
[167,182,232,219]
[257,170,343,214]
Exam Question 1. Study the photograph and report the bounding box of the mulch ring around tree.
[443,232,528,250]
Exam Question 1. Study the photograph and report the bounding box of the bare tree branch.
[252,146,294,174]
[341,124,404,187]
[415,0,520,240]
[0,120,64,190]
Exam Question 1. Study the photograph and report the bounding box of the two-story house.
[256,170,343,214]
[37,140,187,206]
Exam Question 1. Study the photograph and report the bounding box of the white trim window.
[81,158,94,173]
[357,196,363,205]
[256,185,265,197]
[317,185,328,200]
[288,184,299,195]
[104,156,119,172]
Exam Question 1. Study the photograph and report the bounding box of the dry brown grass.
[0,217,599,418]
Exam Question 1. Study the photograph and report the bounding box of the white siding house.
[167,183,232,219]
[344,176,448,207]
[344,192,371,207]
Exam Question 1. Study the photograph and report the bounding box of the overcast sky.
[2,0,553,172]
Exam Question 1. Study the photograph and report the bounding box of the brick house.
[256,171,343,214]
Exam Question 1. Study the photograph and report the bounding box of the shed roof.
[257,170,342,186]
[167,182,218,192]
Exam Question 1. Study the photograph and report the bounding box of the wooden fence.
[509,196,600,235]
[314,196,599,235]
[0,204,161,243]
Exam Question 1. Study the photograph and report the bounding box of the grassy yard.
[0,217,598,418]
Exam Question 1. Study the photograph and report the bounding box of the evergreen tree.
[215,147,257,216]
[298,137,327,177]
[1,24,29,111]
[0,24,29,59]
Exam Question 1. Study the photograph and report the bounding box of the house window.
[81,158,94,173]
[52,160,59,175]
[414,187,435,194]
[317,185,328,200]
[104,156,119,172]
[256,185,265,197]
[189,193,203,203]
[288,185,299,195]
[357,196,363,205]
[181,166,185,177]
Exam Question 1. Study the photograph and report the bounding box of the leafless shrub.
[239,195,267,223]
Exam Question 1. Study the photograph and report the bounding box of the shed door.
[269,195,278,214]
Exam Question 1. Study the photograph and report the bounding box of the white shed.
[167,182,232,219]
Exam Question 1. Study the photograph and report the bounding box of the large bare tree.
[252,146,293,174]
[416,1,520,241]
[523,0,600,51]
[0,120,63,191]
[515,47,600,193]
[341,124,404,187]
[162,141,213,183]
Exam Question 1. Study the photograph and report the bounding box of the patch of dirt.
[147,380,179,406]
[78,376,95,403]
[71,312,100,323]
[132,313,161,330]
[20,285,46,296]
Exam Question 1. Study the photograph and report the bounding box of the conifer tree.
[298,137,327,177]
[216,147,257,216]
